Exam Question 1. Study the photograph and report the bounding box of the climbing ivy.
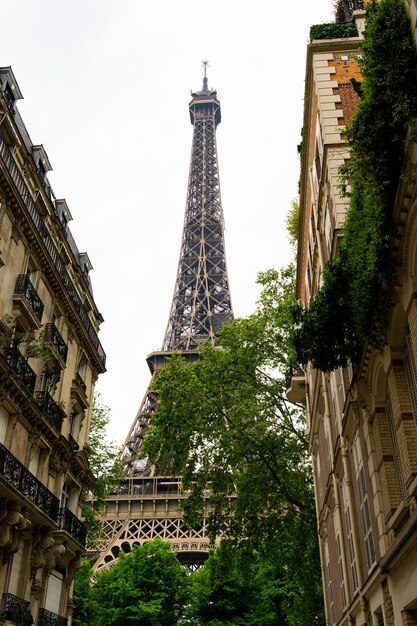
[309,22,358,41]
[295,0,417,372]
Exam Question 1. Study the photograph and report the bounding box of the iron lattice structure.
[95,69,233,569]
[164,77,232,351]
[122,70,232,476]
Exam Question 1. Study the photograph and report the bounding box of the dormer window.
[0,66,23,115]
[55,199,73,231]
[32,145,52,184]
[37,159,46,182]
[4,84,15,110]
[78,252,93,276]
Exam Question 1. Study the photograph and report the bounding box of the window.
[352,433,376,570]
[404,324,417,426]
[344,500,359,592]
[70,411,81,440]
[386,390,407,499]
[324,539,335,626]
[0,406,9,443]
[336,533,347,608]
[375,611,384,626]
[44,570,64,614]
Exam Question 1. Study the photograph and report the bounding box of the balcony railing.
[0,131,106,371]
[4,347,36,394]
[68,433,79,451]
[0,443,59,522]
[35,391,65,431]
[112,477,183,498]
[38,608,68,626]
[0,593,33,626]
[38,609,68,626]
[75,372,87,392]
[58,507,87,546]
[14,274,44,322]
[44,323,68,364]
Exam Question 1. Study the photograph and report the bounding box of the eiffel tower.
[94,62,233,571]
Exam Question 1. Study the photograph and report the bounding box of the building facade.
[0,67,106,626]
[290,3,417,625]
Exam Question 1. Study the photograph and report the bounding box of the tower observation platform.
[94,63,233,571]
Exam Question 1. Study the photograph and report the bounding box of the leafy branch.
[294,0,417,371]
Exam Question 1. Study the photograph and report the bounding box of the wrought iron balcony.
[75,372,87,392]
[38,608,68,626]
[0,443,59,522]
[44,323,68,364]
[0,593,33,626]
[0,132,106,371]
[13,274,44,322]
[4,347,36,394]
[68,433,79,451]
[58,507,87,546]
[112,476,183,498]
[35,391,65,431]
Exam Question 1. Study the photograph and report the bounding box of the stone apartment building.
[287,2,417,625]
[0,67,105,626]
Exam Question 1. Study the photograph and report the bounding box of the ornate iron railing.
[58,507,87,546]
[44,323,68,363]
[0,593,33,626]
[68,433,79,451]
[0,443,59,521]
[35,391,65,431]
[75,372,87,392]
[14,274,44,322]
[112,476,183,498]
[38,608,67,626]
[4,347,36,394]
[0,132,106,370]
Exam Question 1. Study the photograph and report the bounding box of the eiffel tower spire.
[122,64,233,476]
[163,63,232,351]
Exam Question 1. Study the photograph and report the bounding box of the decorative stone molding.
[44,536,66,571]
[0,499,31,554]
[31,528,55,571]
[67,555,82,585]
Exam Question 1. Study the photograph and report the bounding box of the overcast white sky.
[2,0,333,443]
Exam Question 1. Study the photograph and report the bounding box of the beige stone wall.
[0,66,104,626]
[297,8,417,625]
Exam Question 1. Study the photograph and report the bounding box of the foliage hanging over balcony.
[309,22,358,42]
[295,0,417,372]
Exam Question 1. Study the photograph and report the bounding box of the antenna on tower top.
[202,58,209,91]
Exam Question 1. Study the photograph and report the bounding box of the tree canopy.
[73,540,190,626]
[144,265,324,625]
[182,539,323,626]
[82,394,123,548]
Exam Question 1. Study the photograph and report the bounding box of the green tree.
[184,541,287,625]
[91,539,190,626]
[144,265,324,626]
[285,200,299,249]
[82,394,124,548]
[295,0,417,371]
[72,558,97,626]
